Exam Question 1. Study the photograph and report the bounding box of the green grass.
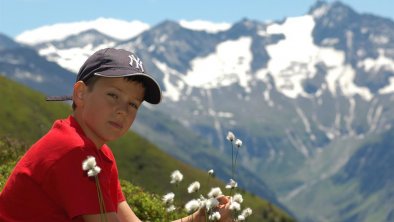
[0,75,295,222]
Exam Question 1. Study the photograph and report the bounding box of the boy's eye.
[108,93,118,99]
[129,102,139,109]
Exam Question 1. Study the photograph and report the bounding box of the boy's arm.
[82,212,120,222]
[117,200,205,222]
[80,201,139,222]
[117,201,142,222]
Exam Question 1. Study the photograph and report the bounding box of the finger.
[216,195,230,204]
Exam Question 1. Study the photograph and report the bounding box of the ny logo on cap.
[129,54,144,72]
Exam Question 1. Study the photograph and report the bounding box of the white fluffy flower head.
[170,170,183,184]
[207,187,222,198]
[241,207,253,217]
[235,139,243,148]
[225,179,238,189]
[162,192,175,205]
[185,199,200,213]
[208,169,214,176]
[226,131,235,142]
[166,205,176,212]
[82,156,101,177]
[82,156,96,170]
[233,193,243,203]
[187,181,201,193]
[208,211,221,221]
[229,200,241,211]
[205,198,219,211]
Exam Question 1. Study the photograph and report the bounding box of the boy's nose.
[116,102,129,115]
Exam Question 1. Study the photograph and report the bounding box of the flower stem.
[95,176,107,222]
[234,149,239,180]
[231,142,234,180]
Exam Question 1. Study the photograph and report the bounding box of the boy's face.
[73,77,145,148]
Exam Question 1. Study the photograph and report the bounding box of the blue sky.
[0,0,393,38]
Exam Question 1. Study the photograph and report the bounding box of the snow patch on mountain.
[263,15,320,98]
[16,18,149,45]
[183,37,253,90]
[259,15,373,101]
[178,20,231,33]
[15,71,44,83]
[38,43,115,73]
[153,59,186,102]
[358,49,394,95]
[379,78,394,94]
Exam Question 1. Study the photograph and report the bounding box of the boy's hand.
[215,195,234,222]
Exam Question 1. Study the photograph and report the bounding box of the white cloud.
[16,17,150,45]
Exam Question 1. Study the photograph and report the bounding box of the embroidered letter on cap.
[129,54,144,72]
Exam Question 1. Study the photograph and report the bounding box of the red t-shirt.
[0,116,125,221]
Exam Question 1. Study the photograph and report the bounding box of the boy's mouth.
[109,121,123,130]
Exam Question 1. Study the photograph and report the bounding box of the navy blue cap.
[46,48,162,104]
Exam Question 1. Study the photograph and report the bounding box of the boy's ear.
[73,81,87,107]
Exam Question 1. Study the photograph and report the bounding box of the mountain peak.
[309,1,357,20]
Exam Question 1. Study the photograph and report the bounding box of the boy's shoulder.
[21,117,113,172]
[27,116,98,162]
[38,116,87,149]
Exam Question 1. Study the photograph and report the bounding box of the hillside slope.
[0,75,295,222]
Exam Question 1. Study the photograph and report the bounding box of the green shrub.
[120,179,186,221]
[0,136,27,164]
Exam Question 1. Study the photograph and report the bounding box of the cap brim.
[94,71,162,104]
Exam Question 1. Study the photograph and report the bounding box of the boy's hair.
[72,76,147,110]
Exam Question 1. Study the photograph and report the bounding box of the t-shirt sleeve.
[117,178,126,203]
[41,149,117,219]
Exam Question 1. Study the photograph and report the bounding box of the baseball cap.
[46,48,162,104]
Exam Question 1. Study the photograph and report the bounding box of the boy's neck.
[71,113,104,150]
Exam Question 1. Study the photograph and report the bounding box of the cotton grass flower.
[170,170,183,184]
[207,169,214,188]
[187,181,200,193]
[207,187,222,198]
[208,211,221,221]
[82,156,101,177]
[229,200,241,211]
[232,193,243,204]
[185,199,200,213]
[241,207,252,218]
[225,179,238,189]
[166,205,176,212]
[162,192,175,205]
[205,198,219,211]
[226,131,235,142]
[82,156,96,171]
[235,139,242,148]
[87,166,101,177]
[82,156,105,221]
[237,215,246,221]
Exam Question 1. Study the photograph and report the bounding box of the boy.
[0,48,231,221]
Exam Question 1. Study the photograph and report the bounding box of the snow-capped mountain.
[2,1,394,221]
